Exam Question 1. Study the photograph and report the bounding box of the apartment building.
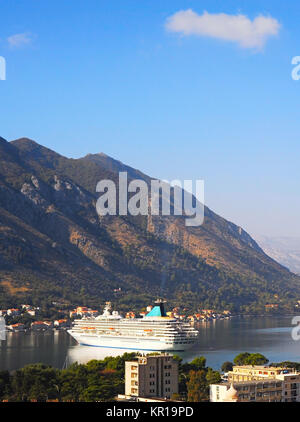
[276,372,300,402]
[228,365,288,382]
[211,379,283,402]
[125,354,179,400]
[211,365,300,402]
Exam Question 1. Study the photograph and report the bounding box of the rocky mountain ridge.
[0,136,298,312]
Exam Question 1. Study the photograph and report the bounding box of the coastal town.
[3,298,300,334]
[0,303,234,333]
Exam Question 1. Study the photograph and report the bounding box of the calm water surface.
[0,316,299,371]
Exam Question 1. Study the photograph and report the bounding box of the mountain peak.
[11,138,66,170]
[11,137,37,144]
[11,137,50,152]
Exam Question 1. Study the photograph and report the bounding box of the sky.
[0,0,300,238]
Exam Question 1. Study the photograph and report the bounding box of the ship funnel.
[146,299,167,317]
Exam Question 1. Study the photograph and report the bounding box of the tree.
[206,368,221,385]
[233,352,251,366]
[246,353,269,366]
[11,364,59,402]
[270,361,300,371]
[0,371,11,400]
[233,352,269,366]
[188,356,206,371]
[187,370,209,402]
[221,361,233,373]
[59,363,88,402]
[172,355,183,367]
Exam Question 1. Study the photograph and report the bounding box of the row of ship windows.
[75,329,193,336]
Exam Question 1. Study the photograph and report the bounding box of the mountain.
[255,235,300,275]
[0,136,299,312]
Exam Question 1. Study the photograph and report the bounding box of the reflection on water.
[67,345,142,365]
[0,330,75,372]
[1,316,300,371]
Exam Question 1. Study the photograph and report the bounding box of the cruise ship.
[67,300,199,352]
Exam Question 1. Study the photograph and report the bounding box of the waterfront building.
[213,365,300,402]
[124,354,179,400]
[210,379,283,402]
[228,365,294,382]
[276,372,300,402]
[31,321,47,330]
[8,323,25,332]
[54,319,69,328]
[70,308,99,318]
[265,304,279,309]
[43,321,54,329]
[6,308,20,316]
[21,304,32,310]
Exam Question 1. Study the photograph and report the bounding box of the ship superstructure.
[67,300,198,352]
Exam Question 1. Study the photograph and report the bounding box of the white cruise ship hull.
[68,331,195,352]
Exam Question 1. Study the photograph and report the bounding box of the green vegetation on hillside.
[0,136,299,313]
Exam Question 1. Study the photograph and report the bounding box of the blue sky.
[0,0,300,237]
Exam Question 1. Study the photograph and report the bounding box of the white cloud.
[7,32,32,48]
[165,10,281,49]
